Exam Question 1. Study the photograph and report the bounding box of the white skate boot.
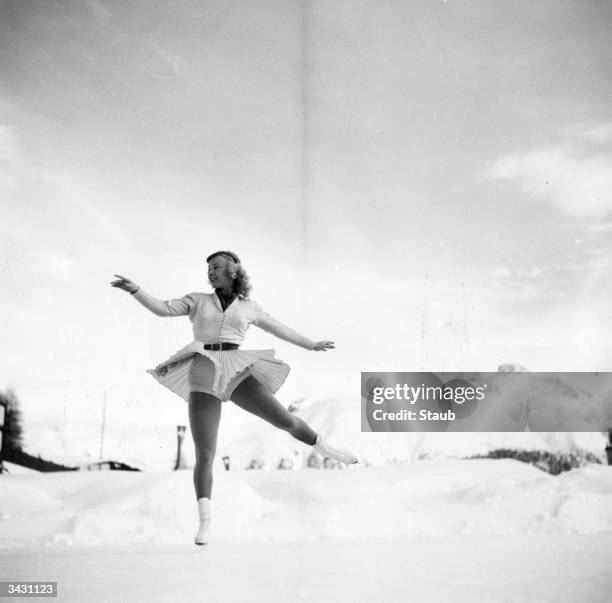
[312,434,358,464]
[194,497,211,545]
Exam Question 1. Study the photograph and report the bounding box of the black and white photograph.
[1,1,611,601]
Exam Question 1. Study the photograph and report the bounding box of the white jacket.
[132,289,315,350]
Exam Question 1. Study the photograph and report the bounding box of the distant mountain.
[449,371,612,431]
[219,392,608,469]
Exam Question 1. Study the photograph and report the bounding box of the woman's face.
[207,256,234,290]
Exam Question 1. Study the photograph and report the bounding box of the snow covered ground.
[2,459,612,602]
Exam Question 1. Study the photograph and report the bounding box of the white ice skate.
[194,497,211,545]
[312,434,358,464]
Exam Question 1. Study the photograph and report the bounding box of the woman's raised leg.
[230,376,317,445]
[188,391,222,500]
[231,376,358,464]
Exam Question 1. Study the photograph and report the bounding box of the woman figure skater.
[111,250,357,545]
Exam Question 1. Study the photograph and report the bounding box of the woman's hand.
[110,274,139,294]
[312,340,335,352]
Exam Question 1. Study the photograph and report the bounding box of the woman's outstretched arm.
[110,274,195,317]
[252,305,334,352]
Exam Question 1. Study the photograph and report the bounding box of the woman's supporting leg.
[230,376,318,445]
[188,391,222,500]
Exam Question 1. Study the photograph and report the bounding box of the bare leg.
[188,392,222,500]
[230,376,317,445]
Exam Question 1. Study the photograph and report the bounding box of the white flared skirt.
[147,341,290,402]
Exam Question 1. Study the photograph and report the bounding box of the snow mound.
[1,459,611,549]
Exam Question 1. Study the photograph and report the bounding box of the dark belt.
[203,342,240,351]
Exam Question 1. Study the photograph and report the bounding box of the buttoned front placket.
[218,308,227,344]
[211,293,225,344]
[212,292,237,345]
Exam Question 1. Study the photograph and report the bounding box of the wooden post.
[99,391,107,461]
[174,425,187,470]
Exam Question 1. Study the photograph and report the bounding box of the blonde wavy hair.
[206,250,252,299]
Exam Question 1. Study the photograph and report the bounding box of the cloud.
[0,123,127,241]
[0,124,15,160]
[10,248,81,285]
[0,124,20,191]
[482,125,612,319]
[45,250,81,280]
[565,122,612,144]
[488,261,585,304]
[484,144,612,219]
[87,0,111,21]
[133,43,184,80]
[483,123,612,221]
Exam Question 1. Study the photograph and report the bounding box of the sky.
[1,0,611,462]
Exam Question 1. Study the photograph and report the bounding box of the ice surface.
[2,536,611,603]
[2,460,612,602]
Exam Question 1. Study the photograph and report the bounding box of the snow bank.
[1,460,611,549]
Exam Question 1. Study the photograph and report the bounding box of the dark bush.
[1,389,24,451]
[468,448,602,475]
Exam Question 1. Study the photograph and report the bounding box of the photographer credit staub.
[1,1,611,602]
